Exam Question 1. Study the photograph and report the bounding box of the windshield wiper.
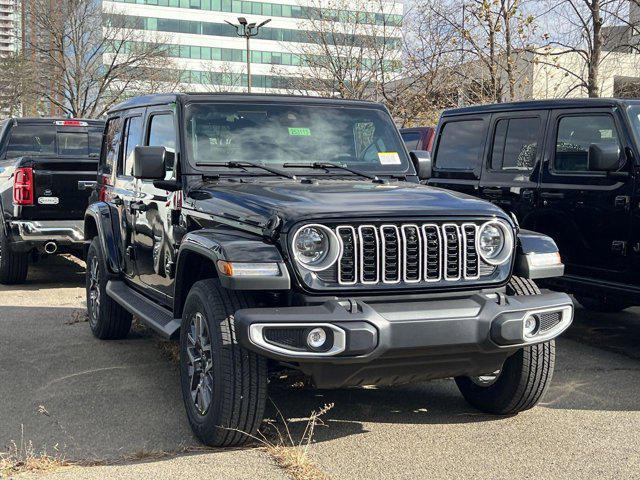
[281,162,385,183]
[195,161,297,180]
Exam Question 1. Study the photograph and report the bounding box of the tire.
[0,227,28,285]
[180,279,268,447]
[575,295,631,313]
[86,237,132,339]
[455,276,555,415]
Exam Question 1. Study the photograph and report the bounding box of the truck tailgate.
[22,158,98,221]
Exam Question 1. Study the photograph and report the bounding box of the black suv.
[426,99,640,312]
[84,93,573,447]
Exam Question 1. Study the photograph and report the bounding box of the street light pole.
[225,17,272,93]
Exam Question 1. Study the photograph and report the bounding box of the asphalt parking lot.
[1,255,640,479]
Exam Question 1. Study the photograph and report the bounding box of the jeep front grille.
[336,222,488,286]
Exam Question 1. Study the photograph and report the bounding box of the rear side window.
[102,117,122,176]
[491,117,540,171]
[435,120,486,170]
[554,115,620,172]
[401,131,421,150]
[5,126,56,157]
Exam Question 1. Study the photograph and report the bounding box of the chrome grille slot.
[401,225,422,283]
[381,225,401,283]
[358,225,379,284]
[336,226,357,285]
[442,224,461,281]
[422,224,442,282]
[462,224,480,280]
[333,220,507,287]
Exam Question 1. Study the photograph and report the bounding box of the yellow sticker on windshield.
[378,152,401,165]
[288,127,311,136]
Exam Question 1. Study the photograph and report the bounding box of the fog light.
[307,328,327,349]
[524,315,539,338]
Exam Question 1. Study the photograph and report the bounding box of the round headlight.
[477,221,513,265]
[292,224,340,271]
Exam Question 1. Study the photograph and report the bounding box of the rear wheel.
[455,277,556,414]
[575,295,632,313]
[86,237,132,339]
[0,227,28,285]
[180,279,268,447]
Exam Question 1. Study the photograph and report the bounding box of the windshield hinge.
[262,215,282,243]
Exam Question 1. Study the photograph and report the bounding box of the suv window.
[148,114,176,153]
[102,117,122,176]
[435,120,486,170]
[121,116,143,176]
[5,125,102,158]
[401,131,421,150]
[491,117,540,171]
[555,115,620,172]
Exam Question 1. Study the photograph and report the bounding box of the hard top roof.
[108,92,383,114]
[442,98,640,117]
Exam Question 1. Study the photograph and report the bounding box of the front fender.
[175,228,291,291]
[84,202,121,275]
[514,229,564,279]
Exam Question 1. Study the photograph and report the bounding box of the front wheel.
[180,279,268,447]
[455,277,555,414]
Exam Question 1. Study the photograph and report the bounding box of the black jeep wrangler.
[426,99,640,312]
[84,93,573,447]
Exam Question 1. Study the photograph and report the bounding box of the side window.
[490,117,540,171]
[120,116,143,176]
[401,131,421,151]
[435,120,486,170]
[554,115,620,172]
[148,113,176,178]
[102,117,122,176]
[148,113,176,153]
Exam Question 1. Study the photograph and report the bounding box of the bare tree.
[538,0,640,98]
[199,62,247,93]
[18,0,179,118]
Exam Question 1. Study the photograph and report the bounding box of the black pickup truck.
[84,93,573,447]
[0,118,105,284]
[421,99,640,312]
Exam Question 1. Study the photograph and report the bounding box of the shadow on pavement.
[0,254,85,291]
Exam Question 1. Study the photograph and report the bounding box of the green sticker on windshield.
[288,127,311,136]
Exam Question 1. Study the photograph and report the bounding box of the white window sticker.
[378,152,401,165]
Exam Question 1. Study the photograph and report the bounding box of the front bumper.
[235,291,573,388]
[8,220,86,246]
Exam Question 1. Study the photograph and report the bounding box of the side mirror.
[133,146,167,180]
[410,150,432,180]
[588,143,622,172]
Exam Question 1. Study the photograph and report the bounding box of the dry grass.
[257,402,334,480]
[157,340,180,365]
[0,429,73,477]
[64,309,89,326]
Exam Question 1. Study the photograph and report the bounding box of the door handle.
[129,201,148,213]
[482,187,503,196]
[540,192,565,200]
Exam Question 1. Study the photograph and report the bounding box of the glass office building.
[103,0,404,92]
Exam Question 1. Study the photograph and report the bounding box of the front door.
[536,108,634,283]
[132,108,178,304]
[479,111,547,225]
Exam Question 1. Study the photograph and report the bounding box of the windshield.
[184,103,410,174]
[5,125,102,158]
[628,105,640,148]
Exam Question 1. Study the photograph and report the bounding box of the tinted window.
[148,114,176,152]
[555,115,620,172]
[121,116,143,176]
[435,120,486,170]
[5,126,56,157]
[401,131,421,150]
[103,118,122,176]
[491,117,540,171]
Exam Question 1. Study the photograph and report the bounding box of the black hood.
[187,179,509,230]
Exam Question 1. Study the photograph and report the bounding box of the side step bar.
[106,280,181,339]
